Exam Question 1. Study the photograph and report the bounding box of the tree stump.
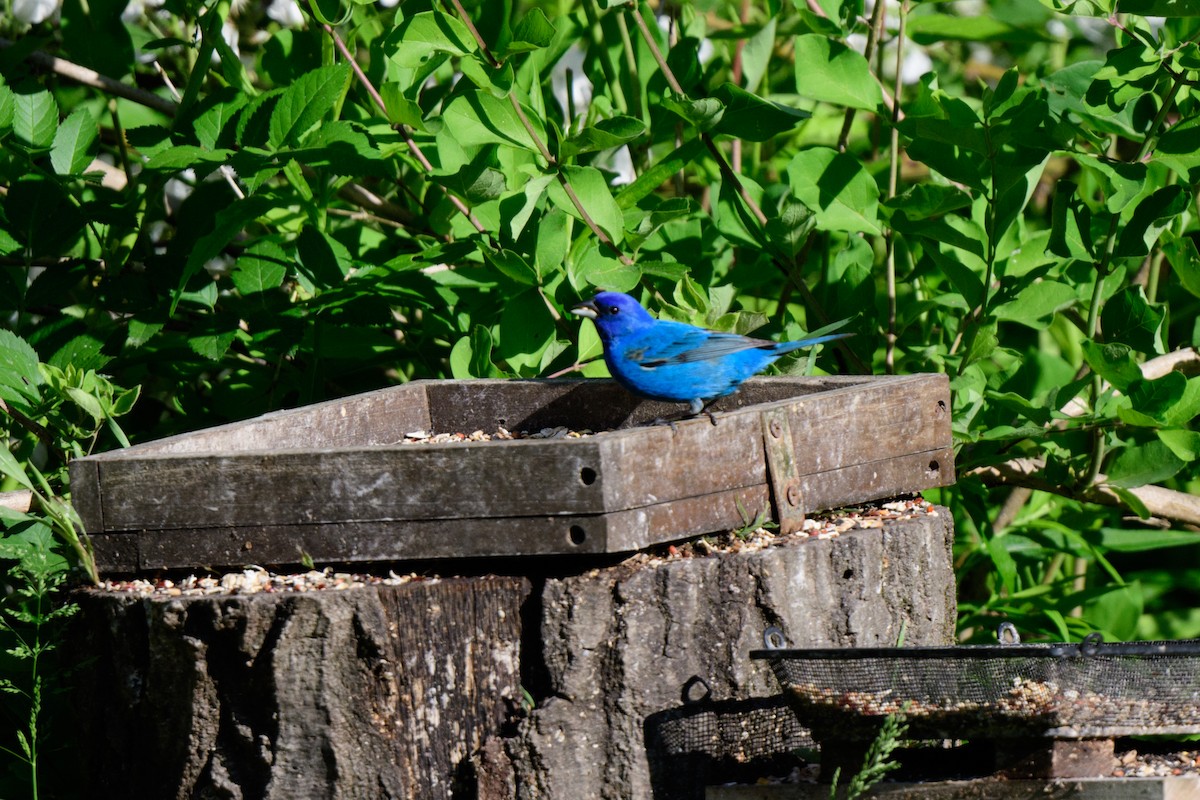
[67,508,955,799]
[68,576,530,799]
[493,508,957,799]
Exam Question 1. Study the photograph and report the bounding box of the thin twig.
[884,2,907,374]
[0,38,177,117]
[323,23,487,234]
[446,0,500,66]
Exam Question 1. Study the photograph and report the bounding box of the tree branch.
[0,38,177,117]
[969,457,1200,529]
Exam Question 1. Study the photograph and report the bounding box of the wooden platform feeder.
[70,375,953,574]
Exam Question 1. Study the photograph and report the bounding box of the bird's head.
[570,292,655,339]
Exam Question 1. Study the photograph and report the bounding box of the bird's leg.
[698,398,721,426]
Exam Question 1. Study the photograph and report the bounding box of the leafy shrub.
[1,0,1200,790]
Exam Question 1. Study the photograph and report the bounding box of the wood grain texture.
[102,382,432,457]
[74,376,955,572]
[90,485,773,571]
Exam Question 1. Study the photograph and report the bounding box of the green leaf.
[1093,526,1200,553]
[295,225,351,290]
[194,91,248,150]
[177,197,276,311]
[1082,340,1141,393]
[188,329,238,362]
[379,84,427,130]
[571,244,640,293]
[1105,439,1185,489]
[992,281,1076,329]
[0,328,42,409]
[144,145,236,171]
[740,18,777,93]
[1101,285,1165,355]
[268,63,351,149]
[1157,429,1200,463]
[1161,231,1200,299]
[786,146,881,234]
[11,86,58,151]
[441,91,543,152]
[484,248,538,285]
[535,209,571,280]
[50,107,98,176]
[615,138,706,209]
[1155,114,1200,179]
[561,116,646,159]
[1127,372,1186,422]
[793,35,883,112]
[497,289,556,372]
[66,386,105,422]
[0,83,15,133]
[547,166,625,245]
[232,240,289,295]
[1115,185,1189,259]
[0,442,34,492]
[450,325,502,379]
[907,14,1051,43]
[6,178,86,257]
[386,11,476,68]
[661,95,725,132]
[711,83,809,142]
[503,8,556,55]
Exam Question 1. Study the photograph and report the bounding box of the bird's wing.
[631,324,773,366]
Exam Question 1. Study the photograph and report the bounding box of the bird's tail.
[774,332,853,354]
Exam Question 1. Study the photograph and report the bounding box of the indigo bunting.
[571,291,850,416]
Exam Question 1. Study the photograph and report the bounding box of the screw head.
[785,483,801,507]
[769,419,783,439]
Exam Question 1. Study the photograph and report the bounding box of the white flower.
[266,0,304,28]
[12,0,59,25]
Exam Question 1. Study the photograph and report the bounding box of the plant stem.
[884,2,908,374]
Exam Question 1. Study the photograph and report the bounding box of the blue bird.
[571,291,851,418]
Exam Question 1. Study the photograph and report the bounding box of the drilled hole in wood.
[579,467,597,485]
[936,400,947,414]
[567,525,587,546]
[929,459,940,472]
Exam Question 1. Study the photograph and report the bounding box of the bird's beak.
[570,299,598,320]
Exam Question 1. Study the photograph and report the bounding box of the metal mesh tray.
[751,632,1200,740]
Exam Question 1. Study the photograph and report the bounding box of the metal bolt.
[786,483,801,507]
[769,419,783,439]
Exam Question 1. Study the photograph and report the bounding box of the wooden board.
[72,375,954,572]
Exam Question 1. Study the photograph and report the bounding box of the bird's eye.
[608,305,620,315]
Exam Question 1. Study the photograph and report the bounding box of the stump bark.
[495,509,957,799]
[69,576,530,799]
[68,509,955,799]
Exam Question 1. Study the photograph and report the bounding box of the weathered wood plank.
[104,382,432,457]
[598,412,770,512]
[95,439,609,530]
[69,457,103,532]
[779,373,950,476]
[796,447,954,514]
[100,485,771,571]
[89,531,139,573]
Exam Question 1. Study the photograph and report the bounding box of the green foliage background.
[1,0,1200,790]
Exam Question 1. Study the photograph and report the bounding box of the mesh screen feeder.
[751,625,1200,779]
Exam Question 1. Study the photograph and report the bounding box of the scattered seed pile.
[99,568,425,597]
[629,497,939,564]
[399,426,592,444]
